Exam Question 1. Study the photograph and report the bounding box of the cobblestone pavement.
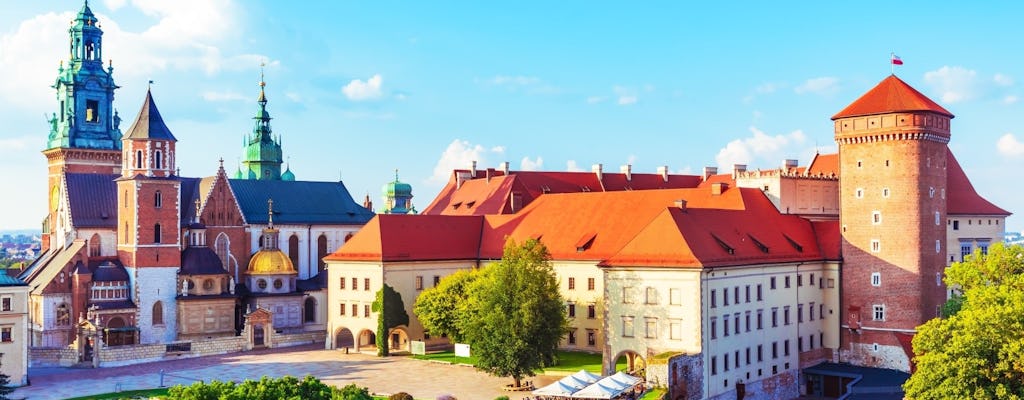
[14,344,559,400]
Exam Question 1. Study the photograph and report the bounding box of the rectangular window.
[364,304,370,317]
[820,303,825,319]
[757,309,763,330]
[587,304,596,319]
[622,317,635,338]
[433,275,440,287]
[710,317,717,339]
[724,318,730,337]
[711,290,717,308]
[86,99,99,123]
[873,305,885,321]
[980,241,990,256]
[785,276,791,288]
[415,276,423,291]
[669,288,681,305]
[623,287,635,304]
[733,287,740,304]
[670,319,682,340]
[339,277,346,289]
[351,277,357,290]
[798,274,803,287]
[568,277,575,290]
[784,339,790,356]
[567,303,576,318]
[784,306,791,325]
[809,302,815,321]
[351,304,358,317]
[746,347,751,365]
[745,311,751,332]
[798,304,804,323]
[723,289,729,306]
[757,344,763,362]
[587,278,595,291]
[827,278,835,288]
[587,330,596,346]
[756,284,763,301]
[772,308,778,327]
[339,303,346,316]
[0,327,10,343]
[872,211,882,225]
[1,297,11,312]
[364,278,370,291]
[724,353,730,371]
[772,342,778,359]
[798,336,804,352]
[734,313,740,335]
[711,356,718,375]
[745,285,751,303]
[770,277,777,290]
[735,351,740,368]
[871,239,881,253]
[953,220,959,230]
[568,330,577,345]
[961,243,972,261]
[645,287,658,304]
[810,334,815,350]
[645,318,657,339]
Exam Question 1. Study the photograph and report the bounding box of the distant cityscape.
[0,231,42,264]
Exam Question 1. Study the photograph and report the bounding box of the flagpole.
[891,52,894,75]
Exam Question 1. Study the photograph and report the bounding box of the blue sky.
[1,1,1021,231]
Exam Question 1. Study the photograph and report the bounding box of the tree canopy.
[414,268,481,343]
[464,239,569,387]
[904,243,1024,399]
[166,375,372,400]
[372,284,409,357]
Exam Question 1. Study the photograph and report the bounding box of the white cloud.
[285,92,302,102]
[0,1,268,110]
[715,126,807,171]
[490,146,506,154]
[104,0,128,11]
[483,75,558,95]
[201,90,247,102]
[342,74,384,101]
[566,160,584,172]
[923,66,979,103]
[618,96,637,105]
[614,86,638,106]
[997,133,1024,156]
[794,77,839,96]
[994,73,1014,87]
[428,139,505,184]
[520,156,543,171]
[1004,95,1019,105]
[756,83,781,94]
[586,96,608,104]
[0,136,33,154]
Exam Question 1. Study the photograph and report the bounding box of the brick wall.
[707,369,799,400]
[272,330,324,348]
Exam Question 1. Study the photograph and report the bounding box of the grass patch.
[638,388,666,400]
[64,388,170,400]
[413,350,627,375]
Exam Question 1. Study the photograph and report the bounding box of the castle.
[21,2,373,367]
[324,78,1009,399]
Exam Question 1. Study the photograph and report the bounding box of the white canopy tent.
[532,369,602,396]
[570,372,643,399]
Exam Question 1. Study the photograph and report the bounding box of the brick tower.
[834,75,952,371]
[42,1,123,252]
[116,89,180,344]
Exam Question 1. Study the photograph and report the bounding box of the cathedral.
[20,2,373,365]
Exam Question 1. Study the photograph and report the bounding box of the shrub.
[493,397,509,400]
[437,396,458,400]
[165,375,373,400]
[388,393,414,400]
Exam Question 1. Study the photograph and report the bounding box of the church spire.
[240,64,286,180]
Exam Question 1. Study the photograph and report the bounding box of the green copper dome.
[380,170,414,214]
[281,166,295,181]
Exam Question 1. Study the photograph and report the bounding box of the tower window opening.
[155,151,163,170]
[86,100,99,123]
[136,150,144,169]
[154,223,162,244]
[154,191,162,208]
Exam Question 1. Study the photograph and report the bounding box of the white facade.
[0,284,30,386]
[248,224,360,280]
[129,267,178,344]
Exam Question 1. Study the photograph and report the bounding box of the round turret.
[247,249,296,275]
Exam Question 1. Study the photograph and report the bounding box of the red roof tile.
[806,153,839,177]
[324,214,484,262]
[811,220,841,261]
[832,75,953,120]
[946,149,1011,216]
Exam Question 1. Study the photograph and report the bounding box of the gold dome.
[247,249,297,275]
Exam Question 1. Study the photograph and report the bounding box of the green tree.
[372,284,409,357]
[463,239,568,388]
[414,268,481,342]
[166,375,371,400]
[0,354,14,400]
[904,243,1024,399]
[335,383,374,400]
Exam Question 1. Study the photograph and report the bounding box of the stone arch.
[611,349,647,378]
[388,327,410,351]
[357,329,376,352]
[303,297,316,323]
[334,327,354,349]
[316,234,328,275]
[214,232,236,279]
[89,233,101,256]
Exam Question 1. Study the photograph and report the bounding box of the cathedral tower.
[834,75,951,371]
[42,0,123,251]
[381,170,415,214]
[238,69,289,180]
[116,90,180,343]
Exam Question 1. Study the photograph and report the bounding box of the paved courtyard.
[13,344,559,400]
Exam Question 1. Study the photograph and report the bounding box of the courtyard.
[14,344,560,400]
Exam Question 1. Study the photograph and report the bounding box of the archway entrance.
[389,328,409,351]
[253,323,265,347]
[335,328,354,349]
[613,350,647,379]
[358,329,376,352]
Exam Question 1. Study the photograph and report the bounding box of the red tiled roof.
[832,75,953,120]
[601,190,824,268]
[811,220,841,261]
[946,149,1011,216]
[697,173,736,188]
[806,153,839,176]
[324,214,484,262]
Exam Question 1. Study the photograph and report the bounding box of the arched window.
[288,235,299,269]
[56,303,70,326]
[154,223,162,244]
[214,233,232,278]
[89,233,101,257]
[154,150,163,170]
[152,301,163,325]
[317,234,328,275]
[304,298,316,323]
[135,150,143,169]
[154,190,162,208]
[344,232,354,242]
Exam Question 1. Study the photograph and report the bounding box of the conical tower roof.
[124,89,177,140]
[832,75,953,120]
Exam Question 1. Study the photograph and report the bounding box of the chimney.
[470,160,478,177]
[703,166,718,180]
[485,168,492,182]
[732,164,747,179]
[674,199,687,212]
[657,165,669,182]
[500,161,510,175]
[620,164,632,181]
[711,182,728,196]
[782,159,798,170]
[592,164,603,181]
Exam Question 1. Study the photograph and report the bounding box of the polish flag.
[891,54,904,65]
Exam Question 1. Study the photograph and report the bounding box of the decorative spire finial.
[267,198,274,228]
[194,198,201,224]
[395,169,400,182]
[259,61,266,87]
[219,157,224,169]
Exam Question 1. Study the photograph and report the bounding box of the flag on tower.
[891,54,903,65]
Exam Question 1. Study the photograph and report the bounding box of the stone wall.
[28,347,78,367]
[190,336,246,355]
[273,331,323,348]
[707,369,800,400]
[99,343,165,367]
